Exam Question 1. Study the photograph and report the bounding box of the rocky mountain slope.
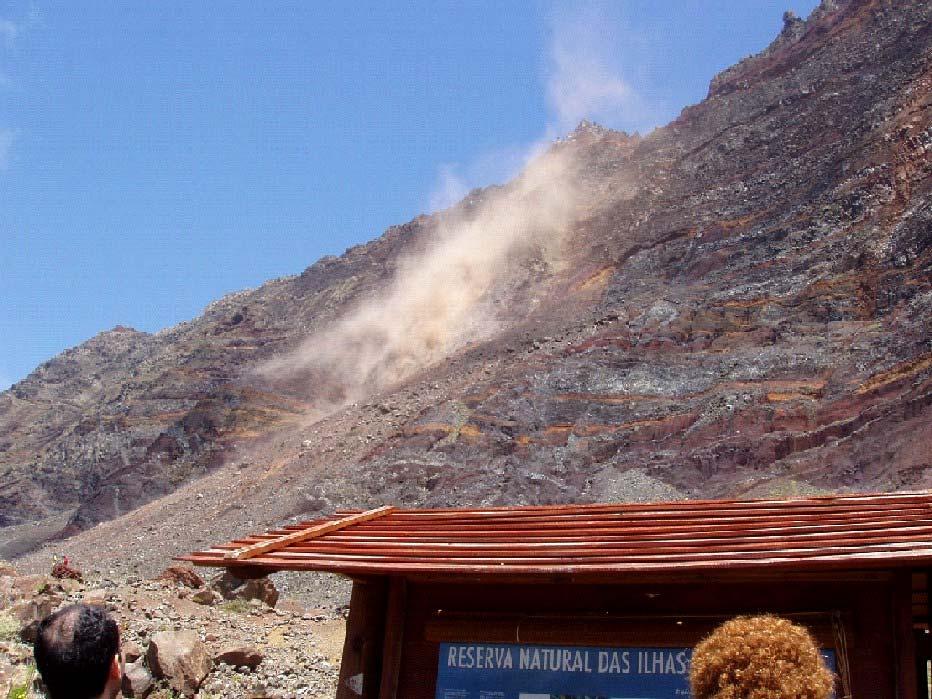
[2,0,930,576]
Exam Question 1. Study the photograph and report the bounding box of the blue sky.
[0,0,819,389]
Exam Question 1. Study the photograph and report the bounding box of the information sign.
[435,643,836,699]
[436,643,690,699]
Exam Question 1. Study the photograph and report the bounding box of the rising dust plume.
[261,145,585,410]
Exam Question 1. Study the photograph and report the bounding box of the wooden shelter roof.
[181,490,932,579]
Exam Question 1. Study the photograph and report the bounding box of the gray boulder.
[146,630,213,696]
[191,588,220,606]
[210,572,279,608]
[214,644,263,669]
[121,659,154,698]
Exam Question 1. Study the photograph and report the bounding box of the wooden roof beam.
[224,506,395,561]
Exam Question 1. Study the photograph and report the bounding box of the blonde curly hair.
[690,614,835,699]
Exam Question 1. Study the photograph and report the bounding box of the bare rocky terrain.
[0,0,930,643]
[0,561,345,698]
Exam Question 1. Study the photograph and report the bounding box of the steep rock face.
[314,0,932,508]
[2,0,931,563]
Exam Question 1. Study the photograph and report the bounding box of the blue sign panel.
[435,643,836,699]
[436,644,691,699]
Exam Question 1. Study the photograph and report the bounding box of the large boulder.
[157,566,204,589]
[214,644,263,669]
[210,572,279,608]
[0,656,35,699]
[191,588,220,606]
[0,577,15,608]
[146,630,213,697]
[3,574,74,609]
[11,574,55,598]
[9,595,58,643]
[121,659,154,698]
[122,640,145,664]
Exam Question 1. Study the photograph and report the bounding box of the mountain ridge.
[2,0,930,573]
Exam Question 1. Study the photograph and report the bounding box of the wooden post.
[920,569,932,699]
[895,571,919,699]
[916,634,930,699]
[928,568,932,634]
[378,577,407,699]
[337,578,388,699]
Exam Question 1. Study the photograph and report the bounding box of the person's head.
[690,614,834,699]
[33,603,122,699]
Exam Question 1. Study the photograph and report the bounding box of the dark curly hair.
[690,615,834,699]
[33,603,120,699]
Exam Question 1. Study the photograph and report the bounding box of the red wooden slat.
[181,546,932,576]
[217,511,932,544]
[375,498,930,519]
[338,507,932,534]
[277,528,932,559]
[327,519,932,544]
[334,490,932,516]
[283,524,932,553]
[185,543,932,572]
[209,523,931,554]
[331,511,932,538]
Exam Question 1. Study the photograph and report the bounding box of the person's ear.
[107,654,122,698]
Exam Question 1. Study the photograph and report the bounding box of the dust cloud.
[546,4,656,135]
[261,6,648,410]
[260,145,584,408]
